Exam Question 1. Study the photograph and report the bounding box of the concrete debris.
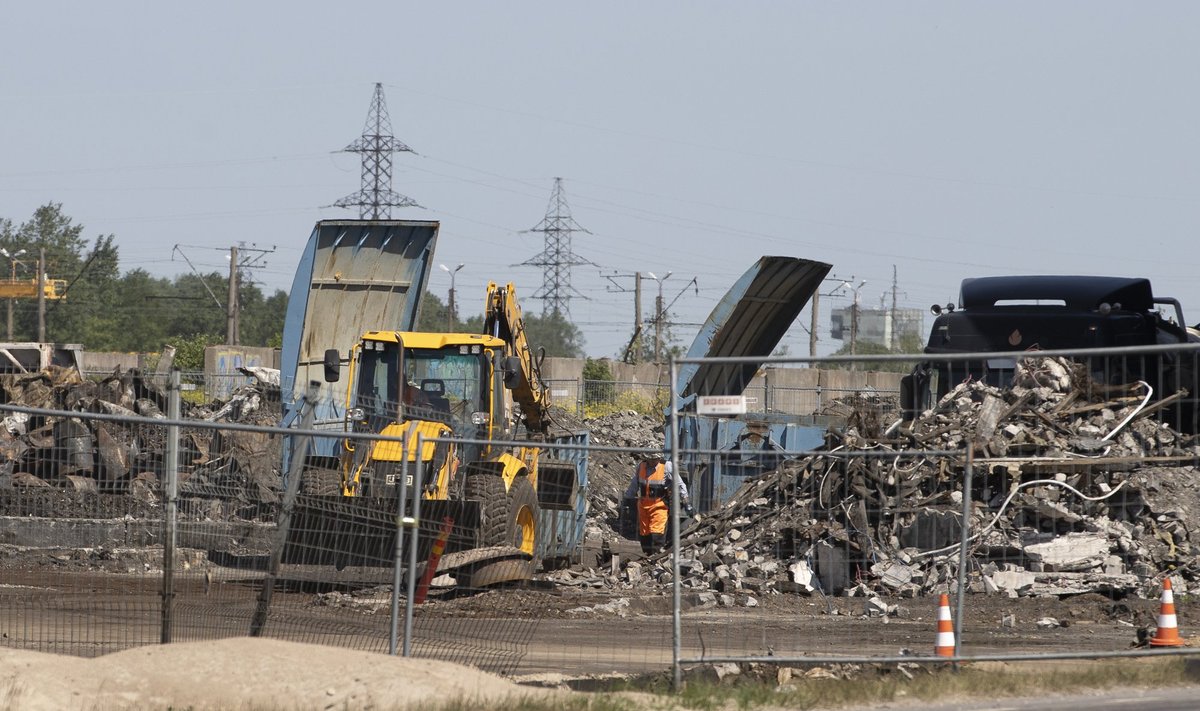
[557,356,1200,604]
[566,597,631,616]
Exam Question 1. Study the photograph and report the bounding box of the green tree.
[416,291,449,332]
[111,269,175,351]
[582,357,615,405]
[3,204,111,344]
[46,235,122,348]
[237,284,288,347]
[167,332,223,370]
[523,311,585,358]
[0,203,288,354]
[165,272,228,341]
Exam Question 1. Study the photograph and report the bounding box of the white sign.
[551,389,570,398]
[696,394,747,415]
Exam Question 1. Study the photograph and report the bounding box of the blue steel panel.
[675,256,831,400]
[535,431,590,560]
[669,413,826,512]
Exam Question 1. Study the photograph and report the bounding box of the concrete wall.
[204,346,281,400]
[80,352,146,374]
[540,356,903,415]
[81,349,901,415]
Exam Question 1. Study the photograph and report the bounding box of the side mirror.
[899,373,915,418]
[502,355,524,389]
[323,348,341,383]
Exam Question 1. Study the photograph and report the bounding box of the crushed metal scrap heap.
[0,366,282,510]
[660,355,1199,601]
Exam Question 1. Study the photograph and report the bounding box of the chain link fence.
[8,342,1200,684]
[663,343,1200,684]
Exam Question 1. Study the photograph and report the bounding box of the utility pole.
[440,263,464,331]
[809,277,852,360]
[645,272,698,364]
[634,272,643,363]
[849,279,867,370]
[172,243,274,345]
[1,247,27,341]
[226,245,239,345]
[889,265,899,351]
[809,290,819,359]
[604,270,647,364]
[37,248,46,343]
[648,271,672,364]
[655,291,664,364]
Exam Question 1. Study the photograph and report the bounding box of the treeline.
[1,204,287,353]
[2,203,588,360]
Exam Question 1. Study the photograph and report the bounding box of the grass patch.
[582,389,668,419]
[426,658,1200,711]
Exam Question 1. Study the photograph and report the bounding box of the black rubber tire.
[464,557,533,589]
[507,476,539,555]
[464,474,509,547]
[301,465,342,496]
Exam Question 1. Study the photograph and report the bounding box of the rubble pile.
[0,366,283,511]
[550,407,664,537]
[594,357,1200,603]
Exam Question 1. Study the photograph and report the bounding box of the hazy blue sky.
[4,3,1198,358]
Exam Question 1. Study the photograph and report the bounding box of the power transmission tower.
[520,178,593,317]
[332,83,420,219]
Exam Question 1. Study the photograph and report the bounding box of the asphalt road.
[898,686,1200,711]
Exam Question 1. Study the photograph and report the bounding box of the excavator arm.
[484,281,551,433]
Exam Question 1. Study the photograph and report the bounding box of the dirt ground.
[0,637,557,711]
[0,558,1182,678]
[1,542,1194,711]
[0,574,1190,706]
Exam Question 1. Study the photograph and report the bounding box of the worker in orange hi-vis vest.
[624,457,696,555]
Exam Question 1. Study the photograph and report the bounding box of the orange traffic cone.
[935,593,956,657]
[1150,578,1186,647]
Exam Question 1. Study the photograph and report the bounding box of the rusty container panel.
[280,220,438,455]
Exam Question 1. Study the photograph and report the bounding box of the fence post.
[669,359,682,691]
[954,443,974,658]
[389,432,410,656]
[403,436,424,657]
[250,381,320,637]
[160,369,181,644]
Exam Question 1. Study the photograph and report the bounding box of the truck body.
[323,281,587,586]
[663,256,834,512]
[901,275,1200,433]
[280,219,439,460]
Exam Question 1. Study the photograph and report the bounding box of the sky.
[3,3,1198,359]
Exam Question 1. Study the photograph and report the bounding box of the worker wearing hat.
[624,457,696,555]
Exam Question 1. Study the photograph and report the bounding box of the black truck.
[900,275,1200,434]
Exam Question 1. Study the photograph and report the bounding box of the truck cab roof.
[958,275,1154,312]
